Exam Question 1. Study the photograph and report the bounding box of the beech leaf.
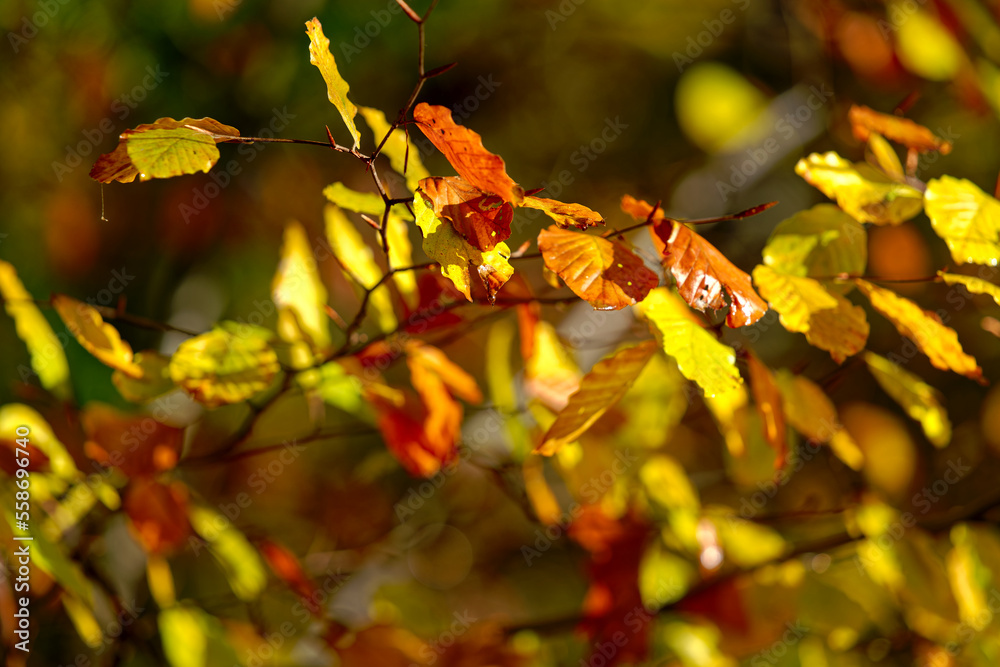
[272,221,333,361]
[774,370,864,469]
[855,279,985,383]
[762,204,867,291]
[522,196,605,229]
[747,352,788,469]
[413,102,523,205]
[924,176,1000,266]
[622,195,767,327]
[848,105,954,154]
[537,226,657,310]
[51,294,142,378]
[112,351,174,404]
[538,340,658,455]
[418,176,513,251]
[801,291,870,363]
[795,152,923,225]
[938,271,1000,306]
[864,351,952,447]
[189,505,267,601]
[751,265,838,332]
[637,288,742,397]
[322,182,384,216]
[305,18,361,149]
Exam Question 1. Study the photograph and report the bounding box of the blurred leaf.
[523,454,562,525]
[522,196,605,229]
[419,176,514,251]
[639,540,694,609]
[82,402,182,476]
[895,8,963,81]
[189,505,267,601]
[405,341,482,404]
[538,226,657,310]
[641,455,700,512]
[775,370,864,470]
[524,321,580,411]
[273,220,333,363]
[413,103,523,205]
[619,352,688,449]
[359,105,430,192]
[0,403,78,480]
[62,594,103,649]
[160,603,241,667]
[867,132,905,181]
[925,177,1000,266]
[323,182,384,215]
[258,539,320,611]
[386,212,419,309]
[414,190,513,302]
[112,351,175,403]
[709,510,787,568]
[849,105,954,154]
[124,478,191,555]
[52,294,142,378]
[305,361,365,416]
[305,18,361,149]
[324,204,397,333]
[856,279,984,382]
[538,341,657,455]
[947,524,992,626]
[747,352,788,468]
[637,288,742,397]
[0,261,71,399]
[864,351,952,447]
[795,152,923,225]
[168,322,281,407]
[939,271,1000,306]
[705,383,750,458]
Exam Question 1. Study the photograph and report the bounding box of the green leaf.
[306,18,361,149]
[637,287,742,397]
[939,271,1000,306]
[125,127,219,181]
[639,540,695,609]
[762,204,867,291]
[323,182,385,216]
[272,220,333,364]
[863,351,952,447]
[168,322,280,407]
[0,261,71,399]
[359,105,430,192]
[112,351,175,403]
[640,455,700,512]
[189,505,267,601]
[709,509,787,567]
[925,176,1000,266]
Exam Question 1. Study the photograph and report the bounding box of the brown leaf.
[848,105,953,154]
[123,478,191,555]
[521,196,605,229]
[623,196,767,327]
[537,226,658,310]
[81,403,183,477]
[746,352,788,469]
[413,103,523,205]
[90,117,241,184]
[419,176,513,251]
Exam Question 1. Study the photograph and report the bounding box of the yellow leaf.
[925,176,1000,266]
[775,370,864,470]
[522,196,605,229]
[272,221,332,367]
[795,152,923,225]
[52,294,142,378]
[640,455,700,512]
[0,403,80,480]
[112,351,174,403]
[801,291,870,364]
[752,264,838,332]
[386,212,418,310]
[895,7,963,81]
[709,510,787,567]
[305,18,361,149]
[863,351,952,447]
[168,322,280,407]
[856,279,984,382]
[704,383,749,458]
[159,603,241,667]
[761,204,867,288]
[524,321,580,411]
[618,353,688,450]
[189,505,267,601]
[322,182,384,215]
[324,204,397,333]
[359,105,430,193]
[637,288,742,397]
[0,261,71,398]
[413,190,513,302]
[523,454,562,525]
[938,271,1000,306]
[537,341,658,455]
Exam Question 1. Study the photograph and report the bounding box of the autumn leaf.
[90,117,241,183]
[258,539,320,612]
[189,504,267,601]
[801,291,870,363]
[405,341,483,404]
[414,189,513,302]
[82,403,183,477]
[386,213,419,310]
[864,351,952,447]
[419,176,514,251]
[0,261,71,399]
[761,204,867,290]
[848,105,954,154]
[124,479,191,555]
[368,385,460,478]
[924,176,1000,266]
[537,226,657,310]
[622,194,767,327]
[323,182,385,216]
[51,294,142,378]
[747,352,788,469]
[521,196,605,229]
[359,105,430,192]
[537,341,658,455]
[752,265,837,331]
[938,271,1000,306]
[795,152,923,225]
[272,221,334,365]
[774,370,864,469]
[112,351,174,403]
[413,102,523,205]
[305,18,361,149]
[855,279,985,383]
[524,321,581,411]
[168,322,281,407]
[637,288,742,397]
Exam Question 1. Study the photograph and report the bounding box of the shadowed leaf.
[189,504,268,601]
[775,370,864,469]
[419,176,513,251]
[747,352,788,469]
[112,351,174,403]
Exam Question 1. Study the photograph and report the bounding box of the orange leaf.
[413,103,523,205]
[746,352,788,469]
[405,341,483,404]
[521,196,605,229]
[123,478,191,555]
[623,195,767,327]
[848,105,953,154]
[258,539,320,614]
[418,176,514,251]
[537,226,658,310]
[855,279,985,383]
[81,403,183,477]
[369,391,451,478]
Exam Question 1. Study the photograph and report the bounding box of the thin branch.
[0,296,200,336]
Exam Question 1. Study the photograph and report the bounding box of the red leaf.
[419,176,514,251]
[123,479,191,555]
[258,539,321,614]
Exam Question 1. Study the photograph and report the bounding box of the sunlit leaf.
[405,341,482,404]
[112,351,175,403]
[189,504,268,601]
[359,105,430,192]
[523,454,562,525]
[272,220,333,361]
[637,288,742,397]
[795,152,923,225]
[322,182,384,216]
[305,18,361,149]
[641,455,700,512]
[623,194,767,327]
[800,291,870,363]
[752,265,838,332]
[168,322,281,407]
[747,351,788,468]
[413,103,523,205]
[866,132,905,181]
[302,361,365,416]
[947,524,991,626]
[538,341,657,455]
[90,117,240,184]
[762,204,867,289]
[0,261,71,399]
[895,9,963,81]
[709,509,787,567]
[62,594,102,649]
[160,603,241,667]
[855,279,984,382]
[639,540,694,609]
[538,226,657,310]
[51,293,142,378]
[386,212,418,309]
[0,404,78,480]
[848,105,954,154]
[522,196,605,229]
[863,351,952,447]
[414,189,513,302]
[774,370,864,470]
[524,321,581,411]
[924,176,1000,266]
[938,271,1000,306]
[705,383,749,458]
[324,204,397,333]
[419,176,513,251]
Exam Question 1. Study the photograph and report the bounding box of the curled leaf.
[864,351,952,447]
[522,196,605,229]
[938,271,1000,306]
[848,105,953,154]
[52,294,142,378]
[305,18,361,149]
